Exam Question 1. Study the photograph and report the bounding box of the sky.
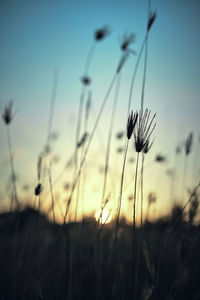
[0,0,200,222]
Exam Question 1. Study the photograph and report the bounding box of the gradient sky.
[0,0,200,222]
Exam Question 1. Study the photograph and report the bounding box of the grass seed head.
[121,32,136,52]
[35,183,43,196]
[2,101,15,125]
[95,25,110,41]
[134,109,156,152]
[127,111,138,139]
[185,132,193,156]
[147,10,157,32]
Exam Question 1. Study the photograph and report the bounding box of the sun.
[95,208,112,224]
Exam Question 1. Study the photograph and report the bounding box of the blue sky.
[0,0,200,220]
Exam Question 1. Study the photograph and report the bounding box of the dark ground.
[0,207,200,300]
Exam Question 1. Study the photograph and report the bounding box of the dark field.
[0,205,200,300]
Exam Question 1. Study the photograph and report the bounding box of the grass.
[1,5,200,300]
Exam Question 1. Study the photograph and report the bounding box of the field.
[0,1,200,299]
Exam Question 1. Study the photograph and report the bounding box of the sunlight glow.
[95,208,112,224]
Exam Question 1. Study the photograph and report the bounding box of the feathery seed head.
[2,102,15,125]
[147,10,157,32]
[185,132,193,156]
[134,109,156,153]
[95,26,110,41]
[127,111,138,139]
[121,32,136,52]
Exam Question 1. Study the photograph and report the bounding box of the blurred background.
[0,0,200,223]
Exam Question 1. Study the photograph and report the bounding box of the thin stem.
[101,73,121,204]
[133,152,140,239]
[6,126,19,208]
[46,68,58,148]
[48,165,56,223]
[114,139,129,249]
[132,152,139,297]
[141,153,145,228]
[181,156,188,203]
[84,42,96,76]
[62,73,117,224]
[140,0,151,112]
[127,35,147,116]
[81,91,91,220]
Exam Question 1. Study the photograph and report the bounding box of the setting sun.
[95,208,112,224]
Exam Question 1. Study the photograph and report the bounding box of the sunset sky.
[0,0,200,222]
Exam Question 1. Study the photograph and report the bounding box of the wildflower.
[127,111,138,139]
[120,32,136,54]
[94,26,110,41]
[81,76,91,86]
[147,11,157,32]
[2,102,15,125]
[134,109,156,152]
[185,132,193,156]
[34,183,43,196]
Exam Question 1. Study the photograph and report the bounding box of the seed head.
[2,102,15,125]
[185,132,193,156]
[134,109,156,153]
[120,32,136,54]
[81,76,91,86]
[95,26,110,41]
[127,111,138,139]
[34,183,43,196]
[147,10,157,32]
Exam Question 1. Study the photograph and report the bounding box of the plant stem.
[101,73,121,205]
[6,126,19,208]
[114,139,129,249]
[48,165,56,223]
[62,73,117,223]
[132,151,139,297]
[127,35,147,116]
